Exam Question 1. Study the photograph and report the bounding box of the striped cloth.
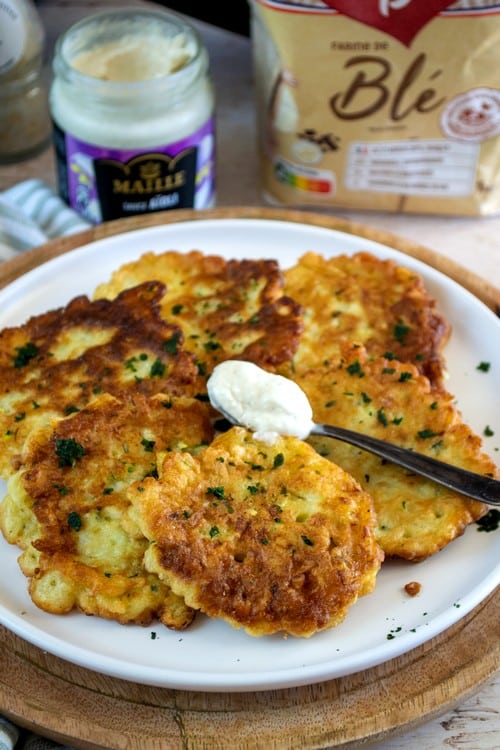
[0,180,90,262]
[0,718,74,750]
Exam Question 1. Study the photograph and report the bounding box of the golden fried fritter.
[130,426,383,638]
[0,391,214,627]
[94,250,303,374]
[293,343,495,560]
[0,281,206,479]
[284,252,450,386]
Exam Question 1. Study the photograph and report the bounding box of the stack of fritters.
[0,251,310,632]
[0,245,496,638]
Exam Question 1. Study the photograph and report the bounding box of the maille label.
[94,150,197,221]
[322,0,457,46]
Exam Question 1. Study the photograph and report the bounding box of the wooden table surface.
[0,2,498,749]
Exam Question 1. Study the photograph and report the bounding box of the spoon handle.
[311,423,500,506]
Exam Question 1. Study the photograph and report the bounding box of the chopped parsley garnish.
[417,429,438,439]
[386,626,402,640]
[67,511,82,531]
[163,332,181,355]
[150,357,165,378]
[52,483,69,495]
[207,486,225,499]
[399,371,412,382]
[194,393,210,402]
[209,525,220,538]
[14,412,25,422]
[377,408,388,427]
[476,361,491,373]
[13,342,39,368]
[204,340,221,352]
[171,304,183,315]
[125,356,139,372]
[393,323,410,343]
[484,425,494,437]
[346,360,364,377]
[141,437,156,453]
[301,535,314,546]
[273,453,285,469]
[55,437,86,467]
[476,509,500,532]
[361,391,372,404]
[196,360,207,376]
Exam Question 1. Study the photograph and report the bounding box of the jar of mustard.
[50,7,216,223]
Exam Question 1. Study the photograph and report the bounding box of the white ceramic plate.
[0,218,498,692]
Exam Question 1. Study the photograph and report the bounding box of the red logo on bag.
[323,1,456,46]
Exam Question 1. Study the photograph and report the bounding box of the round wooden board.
[0,207,498,750]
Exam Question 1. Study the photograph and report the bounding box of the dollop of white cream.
[207,360,314,444]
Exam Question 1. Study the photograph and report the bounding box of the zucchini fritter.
[93,250,303,374]
[284,252,450,386]
[294,343,495,560]
[0,281,205,478]
[0,392,214,627]
[130,426,383,638]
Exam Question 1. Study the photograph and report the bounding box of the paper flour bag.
[249,0,500,215]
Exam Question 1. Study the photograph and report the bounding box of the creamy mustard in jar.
[50,8,216,223]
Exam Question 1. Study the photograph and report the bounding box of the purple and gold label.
[53,118,215,223]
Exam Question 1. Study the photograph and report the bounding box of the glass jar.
[0,0,51,163]
[50,8,216,224]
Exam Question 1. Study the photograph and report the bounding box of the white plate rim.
[0,216,498,692]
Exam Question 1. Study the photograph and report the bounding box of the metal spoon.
[310,422,500,507]
[210,399,500,507]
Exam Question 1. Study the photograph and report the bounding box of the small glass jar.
[0,0,51,163]
[50,8,216,224]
